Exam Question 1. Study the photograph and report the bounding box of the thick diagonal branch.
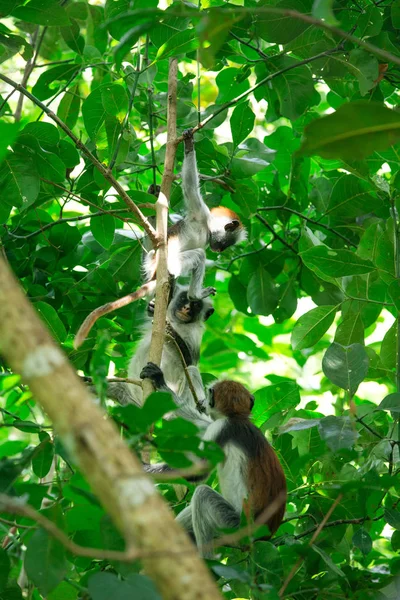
[0,256,221,600]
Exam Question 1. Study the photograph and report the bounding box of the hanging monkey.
[140,362,287,558]
[74,129,246,348]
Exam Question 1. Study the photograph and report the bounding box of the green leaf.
[109,243,142,283]
[334,311,364,346]
[232,180,258,217]
[388,280,400,311]
[291,305,337,351]
[0,122,19,165]
[12,0,70,26]
[0,154,39,212]
[90,215,115,249]
[392,0,400,28]
[300,102,400,161]
[247,267,279,316]
[82,86,107,141]
[253,382,300,428]
[34,302,67,343]
[326,175,378,220]
[378,393,400,413]
[353,528,373,555]
[32,64,79,101]
[349,50,379,96]
[88,572,161,600]
[216,67,250,103]
[114,21,154,68]
[0,549,10,592]
[312,0,338,26]
[312,544,345,576]
[318,415,359,452]
[61,19,85,55]
[115,392,177,433]
[301,246,375,278]
[265,56,319,121]
[392,530,400,551]
[322,342,369,396]
[381,321,397,370]
[57,85,81,131]
[101,84,129,122]
[0,0,24,18]
[156,30,199,61]
[32,433,54,478]
[230,102,254,148]
[385,508,400,530]
[25,529,67,595]
[0,440,29,458]
[255,0,310,44]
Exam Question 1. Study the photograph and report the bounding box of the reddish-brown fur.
[213,380,252,417]
[213,380,287,535]
[210,206,242,222]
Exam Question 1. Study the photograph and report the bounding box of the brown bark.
[0,256,221,600]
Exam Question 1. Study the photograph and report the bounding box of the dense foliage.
[2,0,400,598]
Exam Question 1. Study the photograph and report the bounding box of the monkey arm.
[182,129,210,221]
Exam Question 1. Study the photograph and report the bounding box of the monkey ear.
[224,219,240,232]
[249,394,255,411]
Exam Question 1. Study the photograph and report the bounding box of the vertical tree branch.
[0,256,221,600]
[142,58,178,399]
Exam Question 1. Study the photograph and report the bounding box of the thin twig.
[257,206,357,248]
[256,214,298,255]
[109,45,142,171]
[82,375,143,388]
[279,494,343,597]
[5,209,131,240]
[165,334,200,409]
[0,493,197,562]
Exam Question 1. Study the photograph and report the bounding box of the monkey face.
[172,290,214,324]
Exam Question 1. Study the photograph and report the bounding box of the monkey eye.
[224,220,240,232]
[209,387,215,408]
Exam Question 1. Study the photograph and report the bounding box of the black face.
[209,224,239,253]
[173,291,214,324]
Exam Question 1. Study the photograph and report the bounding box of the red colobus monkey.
[140,363,287,558]
[74,129,245,348]
[142,129,246,301]
[105,285,214,419]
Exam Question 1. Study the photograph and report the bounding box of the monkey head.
[209,207,247,253]
[206,380,255,419]
[170,286,214,324]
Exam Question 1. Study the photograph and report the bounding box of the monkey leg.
[191,485,240,558]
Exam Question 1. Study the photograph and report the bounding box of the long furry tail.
[74,280,156,349]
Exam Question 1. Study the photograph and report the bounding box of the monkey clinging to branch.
[74,128,246,348]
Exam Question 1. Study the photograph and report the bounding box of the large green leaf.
[291,305,337,351]
[230,102,255,148]
[12,0,70,25]
[301,246,375,278]
[322,342,369,396]
[34,302,67,343]
[253,382,300,428]
[247,267,279,316]
[300,102,400,160]
[25,529,67,595]
[32,432,54,478]
[318,415,359,452]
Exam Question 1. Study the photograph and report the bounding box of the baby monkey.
[140,363,287,558]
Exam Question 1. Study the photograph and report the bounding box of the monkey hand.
[140,362,166,389]
[182,128,194,153]
[200,286,217,299]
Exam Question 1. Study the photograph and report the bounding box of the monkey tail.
[74,280,156,349]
